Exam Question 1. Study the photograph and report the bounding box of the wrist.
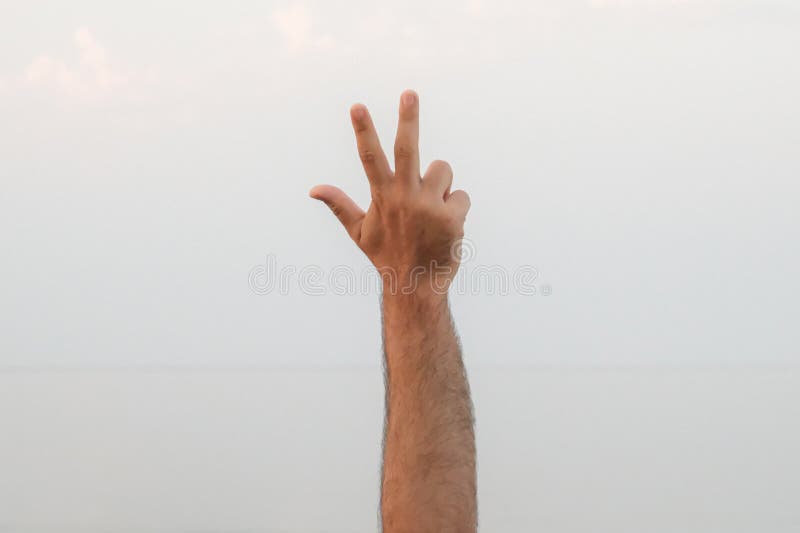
[382,282,448,319]
[379,265,453,297]
[382,278,449,304]
[381,284,453,368]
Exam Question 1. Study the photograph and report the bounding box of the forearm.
[380,290,477,533]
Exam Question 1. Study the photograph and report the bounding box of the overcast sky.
[1,0,798,368]
[2,3,799,532]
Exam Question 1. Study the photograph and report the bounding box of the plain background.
[1,1,798,531]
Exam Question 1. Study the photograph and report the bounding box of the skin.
[310,90,477,533]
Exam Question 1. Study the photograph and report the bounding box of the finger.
[309,184,365,243]
[350,104,391,189]
[446,189,471,219]
[394,89,420,184]
[422,159,453,200]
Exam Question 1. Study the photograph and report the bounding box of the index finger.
[350,104,391,188]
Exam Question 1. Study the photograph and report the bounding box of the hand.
[310,90,471,295]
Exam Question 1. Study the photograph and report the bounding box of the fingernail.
[351,105,365,120]
[402,91,416,106]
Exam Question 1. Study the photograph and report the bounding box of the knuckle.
[371,187,387,205]
[431,159,452,176]
[451,190,470,206]
[394,144,415,160]
[359,149,377,164]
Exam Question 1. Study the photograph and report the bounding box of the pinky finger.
[446,189,471,219]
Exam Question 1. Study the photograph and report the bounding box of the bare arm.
[381,291,476,532]
[310,90,476,532]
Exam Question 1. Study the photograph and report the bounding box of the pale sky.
[2,3,800,532]
[1,0,798,368]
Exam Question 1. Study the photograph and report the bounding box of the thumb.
[309,184,365,243]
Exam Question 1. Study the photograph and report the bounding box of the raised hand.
[310,90,470,294]
[312,90,478,533]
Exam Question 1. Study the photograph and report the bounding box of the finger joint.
[395,144,415,161]
[359,150,377,164]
